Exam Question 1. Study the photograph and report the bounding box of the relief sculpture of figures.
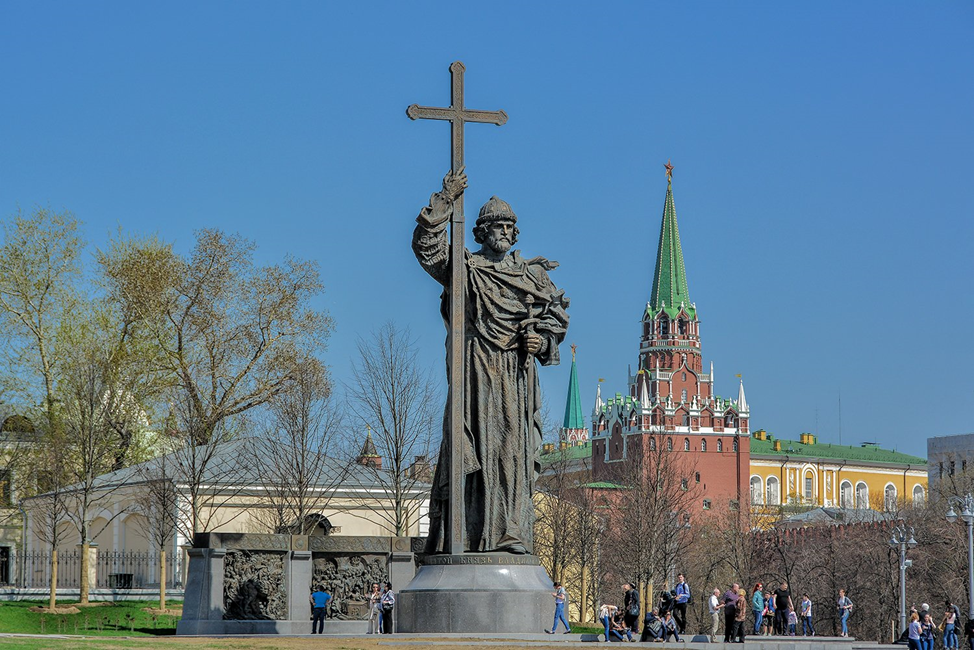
[413,169,569,554]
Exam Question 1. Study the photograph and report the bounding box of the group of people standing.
[906,600,974,650]
[596,576,692,642]
[367,582,396,634]
[708,580,838,643]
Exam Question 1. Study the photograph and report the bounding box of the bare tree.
[345,323,438,536]
[600,433,699,620]
[250,358,348,535]
[132,453,179,611]
[26,434,71,610]
[99,229,331,446]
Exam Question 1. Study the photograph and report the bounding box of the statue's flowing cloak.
[413,207,568,553]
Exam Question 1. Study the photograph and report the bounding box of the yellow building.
[748,430,927,524]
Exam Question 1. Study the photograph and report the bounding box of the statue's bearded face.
[484,221,515,254]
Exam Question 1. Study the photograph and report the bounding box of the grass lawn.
[0,601,181,638]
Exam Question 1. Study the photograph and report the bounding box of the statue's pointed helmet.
[476,196,517,227]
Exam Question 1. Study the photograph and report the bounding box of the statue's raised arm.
[412,169,467,286]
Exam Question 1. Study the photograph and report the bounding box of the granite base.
[396,554,553,633]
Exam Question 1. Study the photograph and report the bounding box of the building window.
[855,482,868,509]
[840,481,853,508]
[650,438,656,450]
[683,438,690,452]
[0,470,10,506]
[885,484,897,511]
[682,372,687,381]
[695,472,701,483]
[804,474,813,502]
[913,485,925,506]
[716,439,723,452]
[667,438,673,452]
[750,476,764,505]
[766,476,780,505]
[678,319,686,334]
[729,499,740,511]
[733,439,739,452]
[660,319,669,336]
[701,439,707,452]
[681,389,687,402]
[681,479,688,491]
[703,499,712,510]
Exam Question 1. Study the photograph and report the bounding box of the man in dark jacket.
[623,583,640,634]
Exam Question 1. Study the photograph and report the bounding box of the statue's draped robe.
[413,202,568,554]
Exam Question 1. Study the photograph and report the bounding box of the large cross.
[407,61,507,555]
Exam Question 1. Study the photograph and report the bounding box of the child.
[764,591,775,635]
[787,607,798,636]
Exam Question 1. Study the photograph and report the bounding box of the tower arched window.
[683,438,690,452]
[666,438,673,452]
[716,439,723,452]
[733,439,739,452]
[678,319,686,334]
[659,319,669,336]
[701,439,707,452]
[649,438,656,451]
[804,471,814,503]
[750,476,764,505]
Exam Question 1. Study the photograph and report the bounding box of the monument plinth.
[398,554,550,633]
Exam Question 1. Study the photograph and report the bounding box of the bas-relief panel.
[311,554,388,620]
[223,550,287,621]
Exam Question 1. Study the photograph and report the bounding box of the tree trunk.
[79,541,90,604]
[49,549,58,610]
[159,548,167,611]
[579,569,589,624]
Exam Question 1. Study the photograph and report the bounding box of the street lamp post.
[946,493,974,618]
[888,522,918,636]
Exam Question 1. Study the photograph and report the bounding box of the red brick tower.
[590,165,751,512]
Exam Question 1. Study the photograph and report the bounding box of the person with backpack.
[673,573,691,633]
[837,589,854,637]
[944,600,961,650]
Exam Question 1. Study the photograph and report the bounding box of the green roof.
[581,481,627,489]
[540,441,592,464]
[649,179,693,317]
[563,353,585,430]
[750,436,926,465]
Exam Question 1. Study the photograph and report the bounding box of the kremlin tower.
[589,163,751,510]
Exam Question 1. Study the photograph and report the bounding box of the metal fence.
[14,549,177,589]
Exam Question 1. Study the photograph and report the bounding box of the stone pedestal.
[397,554,552,633]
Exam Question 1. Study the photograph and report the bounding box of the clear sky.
[1,2,971,458]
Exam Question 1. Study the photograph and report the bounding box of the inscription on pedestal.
[421,554,541,566]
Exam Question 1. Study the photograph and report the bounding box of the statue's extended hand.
[523,332,543,355]
[442,167,467,201]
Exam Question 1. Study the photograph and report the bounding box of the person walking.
[310,584,332,634]
[837,589,853,637]
[380,582,395,634]
[751,583,764,635]
[546,581,571,634]
[673,573,691,633]
[709,588,724,643]
[623,583,640,635]
[800,593,814,636]
[367,583,382,634]
[723,583,740,643]
[598,603,617,642]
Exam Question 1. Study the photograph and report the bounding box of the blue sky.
[1,2,971,458]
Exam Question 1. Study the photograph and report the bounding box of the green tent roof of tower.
[649,178,695,319]
[563,351,585,430]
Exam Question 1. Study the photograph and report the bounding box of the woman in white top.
[908,611,922,650]
[599,603,618,642]
[367,583,382,634]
